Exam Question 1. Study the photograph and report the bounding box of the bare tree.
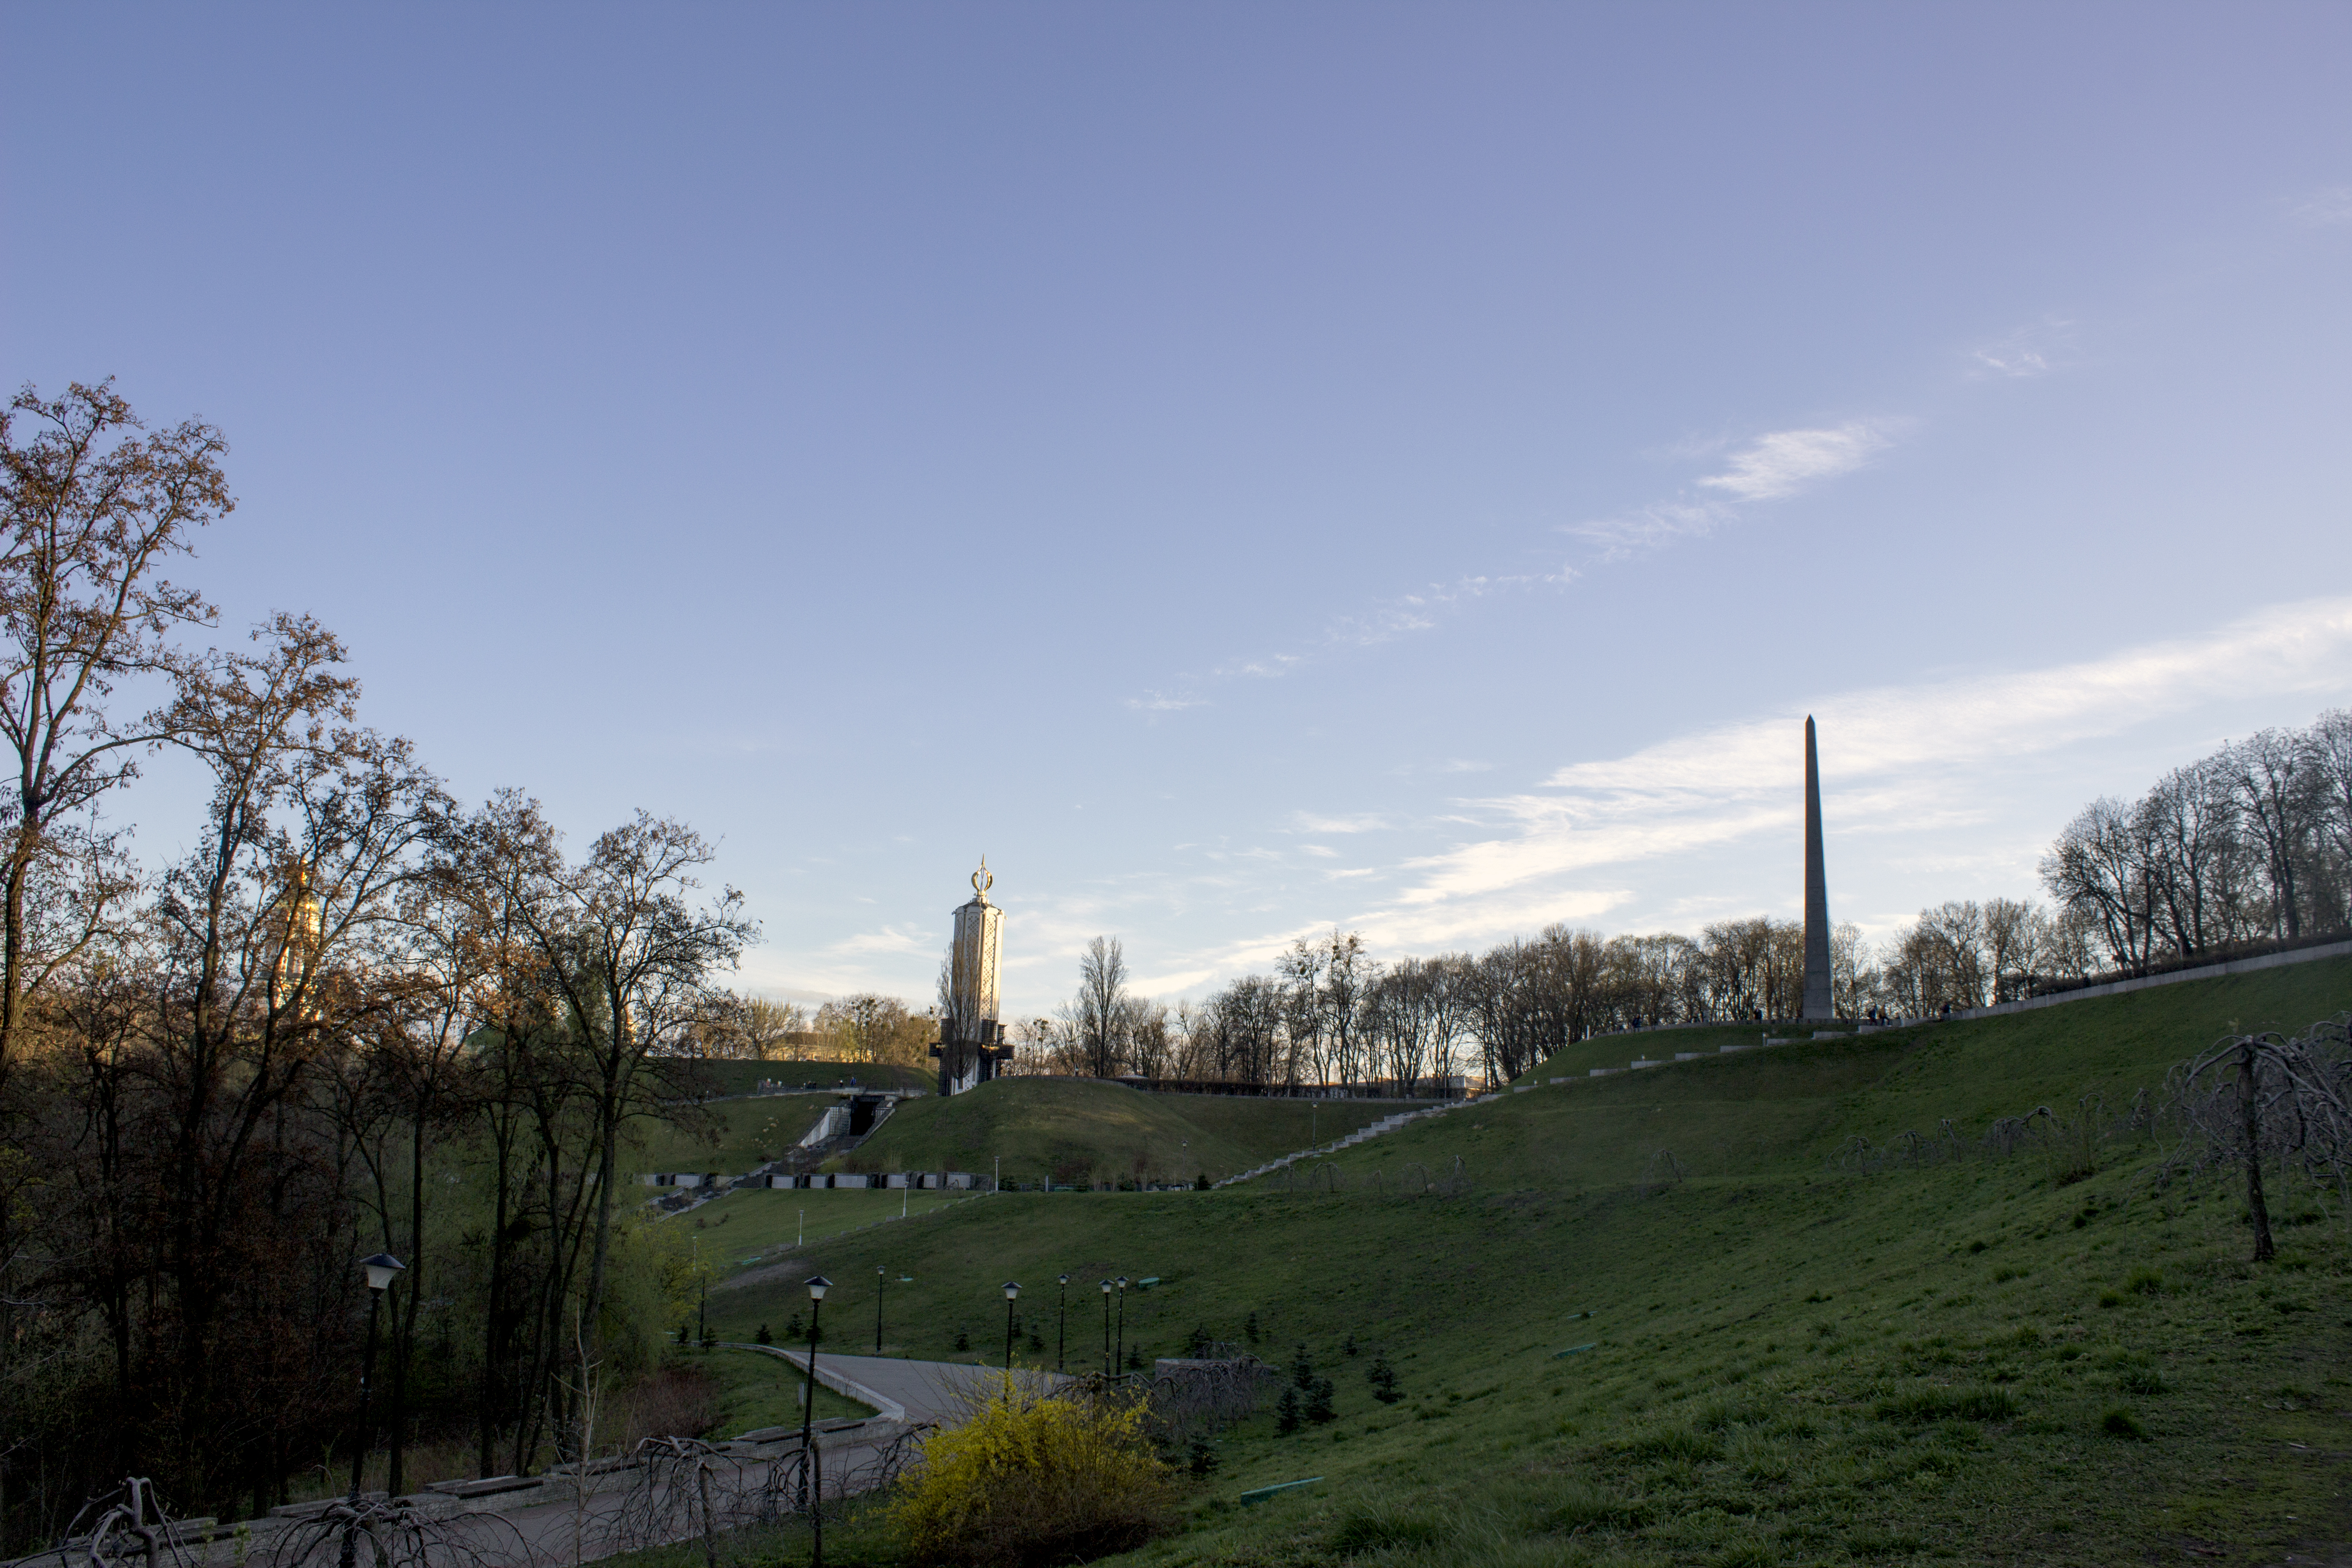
[1074,936,1129,1078]
[518,813,756,1366]
[0,381,230,1077]
[2225,730,2317,941]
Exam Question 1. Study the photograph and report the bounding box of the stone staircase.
[1215,1097,1492,1188]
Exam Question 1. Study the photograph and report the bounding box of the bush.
[892,1384,1173,1567]
[1304,1376,1336,1423]
[1367,1355,1402,1404]
[754,1323,772,1346]
[2127,1266,2163,1295]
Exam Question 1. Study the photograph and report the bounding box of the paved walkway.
[740,1346,1052,1425]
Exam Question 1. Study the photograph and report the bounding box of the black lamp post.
[1099,1279,1112,1377]
[874,1265,885,1355]
[1114,1276,1129,1374]
[1002,1281,1021,1374]
[800,1276,830,1568]
[339,1254,404,1568]
[1055,1274,1069,1374]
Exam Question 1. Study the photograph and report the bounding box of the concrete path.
[741,1347,1050,1426]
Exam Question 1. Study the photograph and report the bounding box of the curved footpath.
[7,1354,1010,1568]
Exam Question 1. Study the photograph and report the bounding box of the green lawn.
[835,1077,1405,1187]
[682,1343,876,1432]
[674,1186,974,1275]
[661,955,2352,1566]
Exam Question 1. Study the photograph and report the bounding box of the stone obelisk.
[1801,716,1834,1021]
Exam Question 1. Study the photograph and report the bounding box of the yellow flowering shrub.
[893,1383,1173,1566]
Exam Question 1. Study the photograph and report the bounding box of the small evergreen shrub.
[1304,1376,1336,1423]
[1367,1356,1402,1404]
[754,1323,772,1345]
[1275,1387,1302,1435]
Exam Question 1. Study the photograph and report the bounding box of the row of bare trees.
[0,384,752,1551]
[2041,712,2352,970]
[1005,713,2351,1095]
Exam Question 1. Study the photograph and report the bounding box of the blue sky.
[7,4,2349,1019]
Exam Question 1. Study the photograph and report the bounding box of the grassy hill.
[628,1095,837,1175]
[830,1077,1402,1186]
[685,954,2352,1567]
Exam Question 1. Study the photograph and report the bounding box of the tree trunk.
[2239,1040,2277,1263]
[480,1117,512,1479]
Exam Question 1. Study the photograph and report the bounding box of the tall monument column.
[1801,716,1835,1021]
[933,859,1011,1096]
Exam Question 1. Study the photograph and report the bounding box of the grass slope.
[673,1186,972,1271]
[676,957,2352,1566]
[686,1344,875,1431]
[834,1078,1401,1187]
[629,1096,835,1176]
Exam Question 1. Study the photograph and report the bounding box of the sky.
[5,4,2350,1020]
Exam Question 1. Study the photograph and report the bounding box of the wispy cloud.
[1141,416,1896,707]
[1205,573,1543,684]
[2288,185,2352,228]
[1969,318,2076,379]
[1696,421,1895,502]
[1569,418,1903,562]
[824,923,935,956]
[1565,499,1731,559]
[1291,812,1391,833]
[1388,594,2352,915]
[1126,691,1207,712]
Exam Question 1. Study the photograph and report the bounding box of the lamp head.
[806,1275,831,1302]
[361,1253,406,1293]
[1117,1276,1129,1291]
[1003,1280,1021,1302]
[1057,1274,1068,1286]
[1100,1279,1112,1294]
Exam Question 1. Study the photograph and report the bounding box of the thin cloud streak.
[1696,421,1895,502]
[1391,594,2352,914]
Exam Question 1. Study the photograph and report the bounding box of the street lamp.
[1099,1279,1112,1377]
[1115,1277,1129,1375]
[1055,1274,1069,1375]
[339,1254,404,1568]
[800,1276,831,1568]
[874,1265,885,1355]
[1002,1281,1021,1374]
